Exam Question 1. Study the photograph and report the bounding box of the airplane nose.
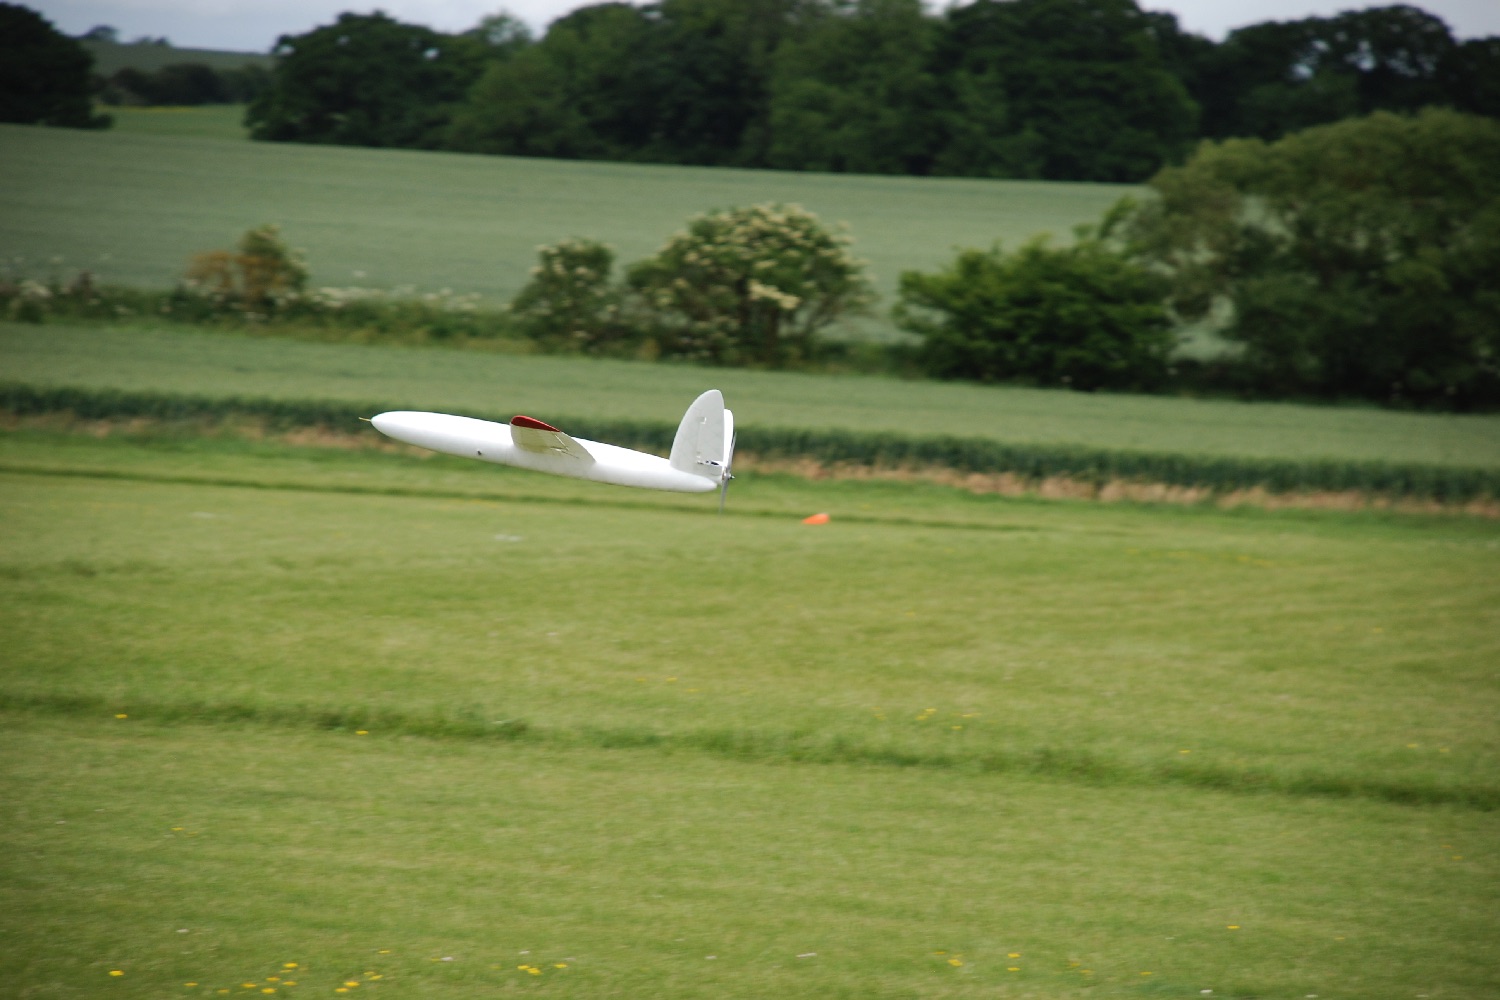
[370,411,422,445]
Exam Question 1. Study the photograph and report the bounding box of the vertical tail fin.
[669,390,727,481]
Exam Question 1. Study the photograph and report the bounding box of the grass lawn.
[0,123,1130,333]
[102,105,250,141]
[6,321,1500,468]
[0,429,1496,998]
[80,40,273,75]
[5,716,1496,1000]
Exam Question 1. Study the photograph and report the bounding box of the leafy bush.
[894,226,1175,390]
[508,239,630,352]
[626,203,874,367]
[1125,108,1500,409]
[182,224,308,314]
[0,250,515,348]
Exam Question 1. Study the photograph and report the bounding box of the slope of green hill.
[0,124,1132,340]
[102,104,250,140]
[80,38,272,74]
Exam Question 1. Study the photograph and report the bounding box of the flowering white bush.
[507,238,627,351]
[626,203,873,366]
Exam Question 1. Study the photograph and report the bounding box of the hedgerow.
[4,383,1495,502]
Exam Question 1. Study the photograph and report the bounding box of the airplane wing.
[509,415,595,462]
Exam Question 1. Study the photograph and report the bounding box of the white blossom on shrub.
[627,203,874,366]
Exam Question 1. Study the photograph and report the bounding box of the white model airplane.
[369,389,736,506]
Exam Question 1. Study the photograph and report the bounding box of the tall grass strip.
[2,692,1494,811]
[4,382,1498,502]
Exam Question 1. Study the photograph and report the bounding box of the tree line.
[245,0,1498,183]
[4,0,1496,182]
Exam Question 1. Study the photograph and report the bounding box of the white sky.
[30,0,1500,54]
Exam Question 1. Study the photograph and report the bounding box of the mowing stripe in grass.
[6,382,1500,501]
[4,693,1494,811]
[0,462,1049,535]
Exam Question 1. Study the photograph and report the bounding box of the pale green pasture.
[2,432,1496,798]
[0,124,1130,322]
[103,104,250,140]
[3,716,1496,1000]
[7,322,1500,467]
[81,40,273,75]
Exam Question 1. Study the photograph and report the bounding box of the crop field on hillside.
[0,428,1497,999]
[81,40,273,74]
[7,322,1500,469]
[103,104,249,140]
[0,124,1130,332]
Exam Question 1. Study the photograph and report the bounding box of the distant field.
[0,124,1131,337]
[0,431,1497,998]
[81,39,273,74]
[6,322,1500,468]
[103,104,249,140]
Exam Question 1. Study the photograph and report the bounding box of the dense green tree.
[1126,109,1500,407]
[648,0,799,165]
[765,0,937,174]
[0,3,110,128]
[1196,5,1464,142]
[247,11,490,148]
[895,222,1174,390]
[101,62,269,106]
[451,0,797,166]
[448,4,660,159]
[1440,37,1500,120]
[930,0,1198,182]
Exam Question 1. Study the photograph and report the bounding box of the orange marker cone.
[802,512,830,524]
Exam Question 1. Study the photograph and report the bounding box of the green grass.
[102,104,250,140]
[0,428,1497,998]
[6,321,1500,468]
[0,123,1130,335]
[81,39,273,74]
[5,717,1497,1000]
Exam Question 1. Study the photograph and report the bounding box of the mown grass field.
[1,427,1497,998]
[81,40,273,75]
[7,321,1500,468]
[103,104,250,141]
[0,123,1130,333]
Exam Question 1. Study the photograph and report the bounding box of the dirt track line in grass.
[3,696,1494,812]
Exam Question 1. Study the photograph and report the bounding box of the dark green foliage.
[447,3,656,159]
[0,3,110,128]
[100,62,270,106]
[765,0,940,175]
[1127,108,1500,408]
[4,382,1496,502]
[449,0,795,166]
[229,0,1498,185]
[895,227,1175,390]
[247,11,491,148]
[929,0,1199,182]
[1194,5,1475,143]
[1441,37,1500,119]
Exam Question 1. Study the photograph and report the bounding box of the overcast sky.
[30,0,1500,54]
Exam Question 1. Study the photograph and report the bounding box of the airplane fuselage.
[370,411,719,493]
